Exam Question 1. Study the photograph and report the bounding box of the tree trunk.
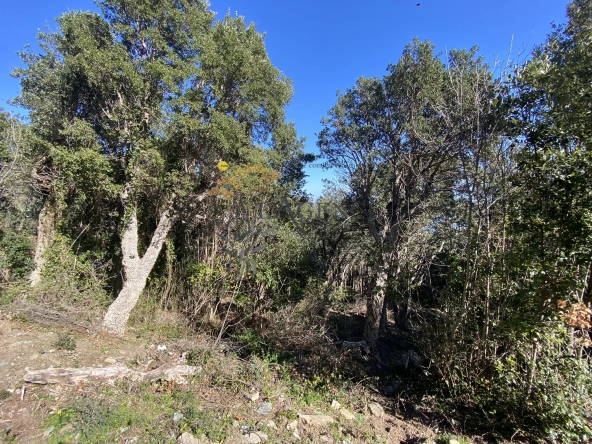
[102,204,176,336]
[363,255,391,352]
[379,293,389,333]
[582,262,592,306]
[29,200,57,287]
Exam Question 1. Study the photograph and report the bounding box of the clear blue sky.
[0,0,569,198]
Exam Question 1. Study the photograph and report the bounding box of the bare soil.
[0,312,437,443]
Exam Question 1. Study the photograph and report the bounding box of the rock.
[245,431,268,443]
[330,399,340,409]
[157,345,167,352]
[105,357,118,364]
[286,420,298,431]
[319,435,333,442]
[339,408,355,420]
[341,341,370,354]
[299,414,335,426]
[278,394,286,403]
[177,432,203,444]
[448,440,462,444]
[256,402,272,415]
[244,434,260,444]
[245,391,260,402]
[368,402,385,417]
[240,424,254,434]
[293,429,301,440]
[173,412,184,422]
[265,420,277,429]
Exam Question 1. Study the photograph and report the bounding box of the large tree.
[14,0,303,336]
[319,40,453,349]
[318,39,500,350]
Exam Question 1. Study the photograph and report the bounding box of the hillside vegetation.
[1,0,592,442]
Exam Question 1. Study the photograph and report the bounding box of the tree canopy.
[1,0,592,441]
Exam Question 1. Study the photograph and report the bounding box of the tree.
[319,39,459,350]
[14,0,303,336]
[0,110,36,284]
[509,0,592,312]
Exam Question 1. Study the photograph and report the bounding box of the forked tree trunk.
[363,254,392,352]
[102,204,176,336]
[29,201,57,287]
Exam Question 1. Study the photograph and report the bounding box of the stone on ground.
[299,414,335,426]
[368,402,385,417]
[256,402,272,415]
[245,391,260,402]
[339,408,356,420]
[178,432,208,444]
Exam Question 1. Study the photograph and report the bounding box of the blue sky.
[0,0,569,198]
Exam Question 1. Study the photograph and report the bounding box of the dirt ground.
[0,313,437,443]
[0,317,152,441]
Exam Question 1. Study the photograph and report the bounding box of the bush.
[12,236,113,326]
[53,333,76,351]
[422,311,592,442]
[0,229,33,282]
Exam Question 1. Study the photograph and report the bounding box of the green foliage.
[6,1,592,442]
[481,324,592,441]
[53,333,76,351]
[11,0,307,337]
[25,236,112,318]
[0,428,17,443]
[254,222,321,305]
[0,229,33,281]
[419,3,592,441]
[185,349,212,366]
[508,4,592,309]
[233,327,277,361]
[45,382,235,443]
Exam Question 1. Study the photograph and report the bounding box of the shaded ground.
[0,309,438,443]
[325,302,463,439]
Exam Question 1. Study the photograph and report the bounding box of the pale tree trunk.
[380,294,389,333]
[102,203,176,337]
[30,201,57,287]
[363,253,392,352]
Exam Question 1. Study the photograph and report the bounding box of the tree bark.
[363,254,391,352]
[102,202,176,336]
[582,262,592,306]
[379,292,389,333]
[29,201,57,287]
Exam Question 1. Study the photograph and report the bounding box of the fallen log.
[24,362,201,385]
